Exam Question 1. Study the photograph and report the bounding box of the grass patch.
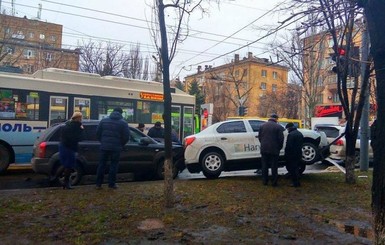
[0,171,373,244]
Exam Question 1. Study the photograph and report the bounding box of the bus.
[0,68,196,173]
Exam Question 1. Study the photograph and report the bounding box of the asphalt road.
[0,162,335,190]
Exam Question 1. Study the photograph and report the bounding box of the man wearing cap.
[285,122,304,187]
[96,107,130,189]
[258,113,284,186]
[136,123,145,132]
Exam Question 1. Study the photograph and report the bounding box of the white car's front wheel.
[301,142,319,164]
[201,152,224,179]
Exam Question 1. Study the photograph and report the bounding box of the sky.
[1,0,293,80]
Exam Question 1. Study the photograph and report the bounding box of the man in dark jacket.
[147,121,165,140]
[96,108,130,189]
[285,122,304,187]
[258,113,284,186]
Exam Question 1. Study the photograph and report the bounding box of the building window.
[234,70,239,77]
[261,70,267,77]
[5,27,11,34]
[272,84,277,92]
[50,35,56,42]
[46,53,53,62]
[24,64,35,73]
[11,31,25,39]
[333,93,340,103]
[243,68,248,76]
[317,94,323,103]
[39,34,45,40]
[29,32,35,39]
[260,82,267,90]
[272,71,278,79]
[6,46,15,54]
[23,49,35,59]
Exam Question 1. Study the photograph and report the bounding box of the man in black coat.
[147,121,165,141]
[258,114,284,186]
[96,108,130,189]
[285,122,304,187]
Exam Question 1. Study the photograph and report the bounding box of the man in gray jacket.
[96,108,130,189]
[258,113,284,186]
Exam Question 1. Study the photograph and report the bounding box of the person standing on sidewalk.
[59,111,84,190]
[96,108,130,189]
[284,122,304,187]
[258,113,284,187]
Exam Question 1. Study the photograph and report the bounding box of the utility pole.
[360,18,370,171]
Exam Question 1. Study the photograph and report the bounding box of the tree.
[0,14,25,67]
[173,77,185,91]
[271,31,327,126]
[361,0,385,243]
[152,0,207,208]
[79,40,151,79]
[188,80,205,115]
[122,43,150,80]
[202,63,252,122]
[79,40,126,76]
[258,84,300,118]
[284,0,385,241]
[283,0,369,185]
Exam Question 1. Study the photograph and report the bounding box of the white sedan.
[184,119,329,179]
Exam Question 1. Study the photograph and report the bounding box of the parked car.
[184,119,330,179]
[31,120,185,186]
[314,124,373,166]
[314,124,344,143]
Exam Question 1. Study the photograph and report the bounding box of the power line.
[10,0,271,46]
[176,0,285,68]
[3,0,294,79]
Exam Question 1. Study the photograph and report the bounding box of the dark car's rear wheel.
[201,151,224,179]
[53,162,83,186]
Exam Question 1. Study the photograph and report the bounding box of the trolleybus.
[0,68,195,173]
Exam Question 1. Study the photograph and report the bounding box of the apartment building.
[0,14,79,74]
[184,52,289,122]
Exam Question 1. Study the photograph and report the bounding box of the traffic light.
[201,108,208,128]
[244,107,248,115]
[331,46,346,74]
[202,108,208,118]
[238,106,245,116]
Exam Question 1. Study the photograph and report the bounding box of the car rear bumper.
[31,157,51,175]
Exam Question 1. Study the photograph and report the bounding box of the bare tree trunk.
[157,0,174,208]
[365,0,385,243]
[345,129,357,184]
